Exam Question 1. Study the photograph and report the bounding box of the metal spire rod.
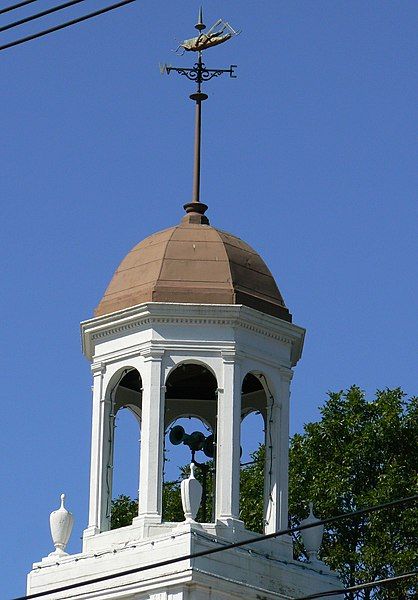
[162,9,238,220]
[191,66,205,204]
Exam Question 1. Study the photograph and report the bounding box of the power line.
[297,571,418,599]
[0,0,38,17]
[0,0,86,34]
[12,494,418,600]
[0,0,136,52]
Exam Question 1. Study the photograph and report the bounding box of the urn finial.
[49,493,74,557]
[300,502,324,565]
[181,463,203,523]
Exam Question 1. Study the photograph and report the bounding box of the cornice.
[81,303,305,366]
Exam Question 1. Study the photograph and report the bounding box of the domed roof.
[95,217,291,322]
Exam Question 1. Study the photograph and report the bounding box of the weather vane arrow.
[161,8,239,223]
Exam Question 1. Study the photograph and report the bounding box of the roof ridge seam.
[116,258,166,273]
[225,260,280,283]
[99,283,156,297]
[235,286,286,305]
[154,226,178,295]
[214,227,234,288]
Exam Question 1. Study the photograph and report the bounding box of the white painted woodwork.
[27,301,343,599]
[215,353,242,525]
[136,349,164,529]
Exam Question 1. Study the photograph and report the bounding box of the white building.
[27,201,342,599]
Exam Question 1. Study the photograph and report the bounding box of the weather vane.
[161,8,239,221]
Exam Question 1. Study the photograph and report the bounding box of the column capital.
[221,349,242,365]
[141,346,165,362]
[279,366,293,382]
[91,362,106,376]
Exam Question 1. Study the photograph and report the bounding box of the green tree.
[239,444,265,533]
[110,494,138,529]
[289,387,418,599]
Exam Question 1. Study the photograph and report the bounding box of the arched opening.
[108,368,142,529]
[240,372,268,533]
[163,362,218,523]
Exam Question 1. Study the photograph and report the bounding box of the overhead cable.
[297,571,418,599]
[0,0,136,52]
[0,0,86,34]
[11,494,418,600]
[0,0,38,17]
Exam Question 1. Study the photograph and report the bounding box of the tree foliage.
[110,494,138,530]
[239,445,265,533]
[111,387,418,598]
[289,387,418,599]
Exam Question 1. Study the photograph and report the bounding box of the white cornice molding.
[81,303,305,366]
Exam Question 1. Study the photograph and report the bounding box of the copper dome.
[95,219,291,322]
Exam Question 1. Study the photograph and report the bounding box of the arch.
[239,410,265,534]
[241,371,268,420]
[163,362,218,524]
[164,358,218,387]
[114,369,143,420]
[165,361,218,431]
[240,370,270,534]
[241,369,276,398]
[240,409,265,462]
[165,413,213,433]
[111,407,141,528]
[105,365,143,404]
[103,367,143,530]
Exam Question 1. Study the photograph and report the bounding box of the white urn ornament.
[49,493,74,556]
[181,463,202,523]
[300,502,324,564]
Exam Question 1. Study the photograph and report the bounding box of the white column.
[215,353,242,526]
[84,362,110,538]
[136,349,164,530]
[265,367,292,534]
[278,368,292,531]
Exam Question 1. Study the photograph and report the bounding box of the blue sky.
[1,1,417,597]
